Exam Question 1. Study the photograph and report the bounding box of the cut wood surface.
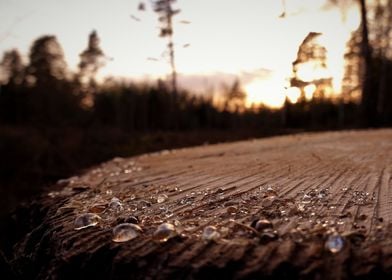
[5,129,392,279]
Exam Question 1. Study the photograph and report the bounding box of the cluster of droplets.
[63,175,377,258]
[299,188,329,205]
[348,191,376,206]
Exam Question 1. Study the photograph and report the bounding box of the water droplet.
[259,229,279,243]
[301,194,312,204]
[165,211,174,218]
[74,213,101,230]
[358,214,367,221]
[226,206,238,215]
[112,223,142,242]
[117,215,139,224]
[173,219,181,227]
[138,200,151,210]
[153,223,176,242]
[254,219,273,231]
[290,229,304,243]
[109,197,124,212]
[325,234,344,253]
[297,203,305,212]
[128,203,138,212]
[265,186,278,197]
[157,194,168,203]
[202,226,220,241]
[262,196,276,207]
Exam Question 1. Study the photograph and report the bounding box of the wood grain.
[5,129,392,279]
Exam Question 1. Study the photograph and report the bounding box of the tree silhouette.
[222,79,246,112]
[336,0,392,125]
[342,29,362,102]
[290,32,333,100]
[78,30,105,83]
[27,35,68,85]
[0,49,25,86]
[25,35,85,125]
[150,0,180,94]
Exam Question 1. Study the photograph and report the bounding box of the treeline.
[0,20,390,213]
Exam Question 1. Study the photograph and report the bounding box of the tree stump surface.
[3,129,392,279]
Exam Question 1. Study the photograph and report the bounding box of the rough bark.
[2,129,392,279]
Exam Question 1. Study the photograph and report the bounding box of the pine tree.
[78,30,105,83]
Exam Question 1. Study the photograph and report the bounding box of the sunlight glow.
[304,84,316,100]
[245,79,286,108]
[296,62,331,82]
[286,87,301,103]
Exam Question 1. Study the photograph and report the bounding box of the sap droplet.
[202,226,220,241]
[153,223,176,242]
[157,194,169,203]
[112,223,142,242]
[325,234,344,253]
[74,213,101,230]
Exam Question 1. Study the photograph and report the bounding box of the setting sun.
[245,78,286,108]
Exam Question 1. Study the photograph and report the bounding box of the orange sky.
[0,0,360,107]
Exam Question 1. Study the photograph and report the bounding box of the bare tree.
[150,0,180,95]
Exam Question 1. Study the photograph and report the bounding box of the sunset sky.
[0,0,360,107]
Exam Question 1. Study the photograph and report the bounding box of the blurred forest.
[0,0,392,215]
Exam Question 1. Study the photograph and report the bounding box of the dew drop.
[74,213,101,230]
[157,194,169,203]
[153,223,176,242]
[325,234,344,253]
[202,225,220,241]
[112,223,142,242]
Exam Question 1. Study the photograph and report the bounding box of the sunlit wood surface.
[10,129,392,279]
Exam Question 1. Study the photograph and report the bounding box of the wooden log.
[3,129,392,279]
